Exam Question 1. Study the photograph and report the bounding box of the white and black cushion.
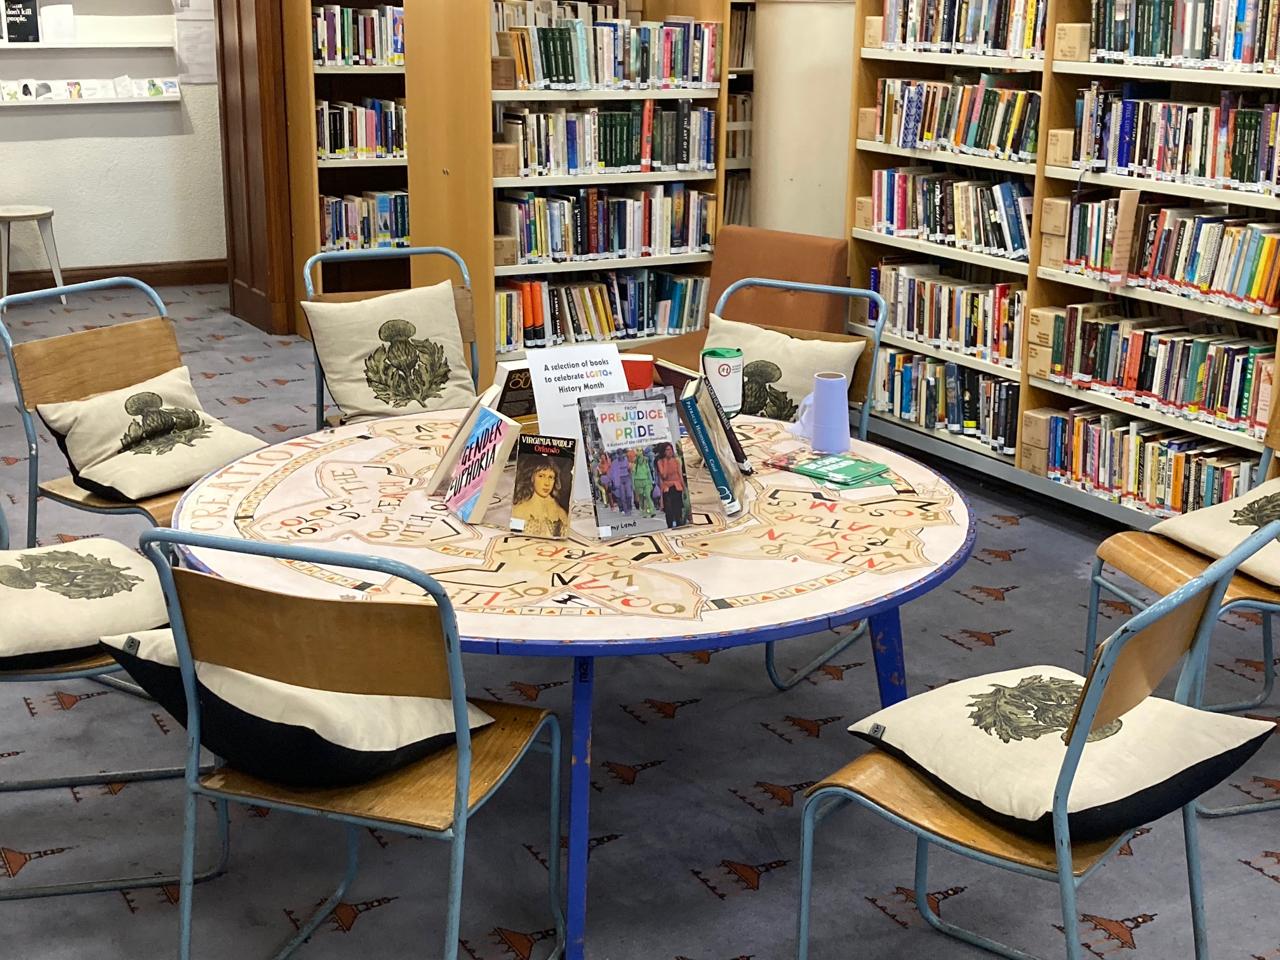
[702,313,866,422]
[101,629,495,788]
[848,664,1273,841]
[0,539,167,670]
[1152,476,1280,587]
[37,366,264,502]
[301,281,477,423]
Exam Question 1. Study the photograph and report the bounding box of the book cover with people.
[577,386,691,539]
[510,434,575,539]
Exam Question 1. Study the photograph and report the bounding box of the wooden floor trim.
[9,259,229,295]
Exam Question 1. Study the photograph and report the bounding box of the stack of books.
[874,348,1022,453]
[875,75,1040,161]
[311,5,406,67]
[494,269,708,352]
[495,184,717,263]
[319,191,410,250]
[497,101,717,176]
[315,98,407,160]
[1088,0,1280,69]
[870,167,1032,260]
[876,0,1048,57]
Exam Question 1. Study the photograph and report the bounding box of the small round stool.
[0,205,65,303]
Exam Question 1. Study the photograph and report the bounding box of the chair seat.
[1098,531,1280,608]
[0,649,117,678]
[810,751,1121,876]
[39,476,184,527]
[199,700,548,832]
[0,205,54,222]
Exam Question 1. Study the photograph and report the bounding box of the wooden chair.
[140,528,564,960]
[1084,432,1279,818]
[0,504,229,901]
[0,277,185,547]
[797,516,1280,960]
[302,246,481,431]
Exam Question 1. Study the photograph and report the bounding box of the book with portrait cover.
[510,434,575,539]
[577,385,691,539]
[431,396,519,525]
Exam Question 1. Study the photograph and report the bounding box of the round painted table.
[174,411,975,959]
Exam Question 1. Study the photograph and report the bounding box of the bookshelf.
[409,0,730,386]
[846,0,1280,528]
[725,0,753,224]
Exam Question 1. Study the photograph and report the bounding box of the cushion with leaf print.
[0,538,167,669]
[848,664,1272,841]
[301,281,477,423]
[37,366,264,502]
[702,314,865,422]
[1151,477,1280,587]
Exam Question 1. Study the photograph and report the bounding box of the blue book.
[678,378,744,514]
[567,117,579,173]
[1117,99,1136,171]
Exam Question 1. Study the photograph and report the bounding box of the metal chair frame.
[302,247,481,432]
[0,277,172,548]
[797,517,1280,960]
[0,505,229,901]
[713,278,888,690]
[1083,446,1278,818]
[141,528,565,960]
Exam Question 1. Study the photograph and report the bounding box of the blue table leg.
[868,607,908,707]
[566,656,594,960]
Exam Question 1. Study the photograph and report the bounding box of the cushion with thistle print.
[848,664,1272,841]
[301,281,477,423]
[0,538,167,669]
[702,314,865,422]
[100,629,495,788]
[1151,477,1280,587]
[37,366,264,502]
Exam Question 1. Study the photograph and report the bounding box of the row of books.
[1033,302,1275,438]
[870,258,1026,368]
[311,5,406,67]
[1088,0,1280,70]
[726,92,752,161]
[729,4,755,69]
[724,171,751,225]
[1042,406,1260,516]
[874,349,1023,454]
[495,184,716,263]
[870,167,1033,260]
[1058,194,1280,314]
[877,0,1048,57]
[1073,84,1280,192]
[319,191,410,251]
[875,75,1041,162]
[494,16,723,90]
[494,269,708,352]
[497,101,716,177]
[315,98,407,161]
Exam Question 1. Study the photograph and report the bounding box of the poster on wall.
[5,2,40,43]
[172,0,217,83]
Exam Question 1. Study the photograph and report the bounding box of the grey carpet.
[0,286,1275,960]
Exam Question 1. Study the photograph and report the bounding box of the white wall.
[0,0,226,271]
[751,0,854,238]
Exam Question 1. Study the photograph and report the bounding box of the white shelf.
[1052,59,1280,88]
[724,157,752,170]
[856,139,1036,176]
[0,95,181,108]
[492,86,719,102]
[495,252,713,276]
[851,227,1030,275]
[498,331,688,362]
[870,411,1015,464]
[861,47,1044,71]
[1029,376,1266,452]
[1036,267,1280,331]
[493,169,715,188]
[317,156,408,168]
[856,324,1020,378]
[1044,165,1280,211]
[314,64,404,74]
[0,40,175,50]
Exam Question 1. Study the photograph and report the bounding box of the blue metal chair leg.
[273,824,362,960]
[795,790,829,960]
[90,674,153,699]
[1204,610,1275,713]
[1083,557,1105,671]
[765,622,867,692]
[443,822,466,960]
[543,719,567,958]
[1181,803,1210,960]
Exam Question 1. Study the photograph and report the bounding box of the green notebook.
[766,451,891,487]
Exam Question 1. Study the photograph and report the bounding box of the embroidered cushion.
[101,629,495,788]
[848,664,1273,841]
[702,314,865,422]
[36,366,264,501]
[1151,477,1280,587]
[0,539,166,669]
[301,281,477,422]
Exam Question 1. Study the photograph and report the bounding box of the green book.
[766,451,892,487]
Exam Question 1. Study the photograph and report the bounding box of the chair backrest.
[140,528,472,807]
[304,286,478,354]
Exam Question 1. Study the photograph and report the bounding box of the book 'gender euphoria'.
[427,391,519,525]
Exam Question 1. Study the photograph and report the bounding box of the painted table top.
[173,411,974,655]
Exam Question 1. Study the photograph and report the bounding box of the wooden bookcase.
[724,0,754,224]
[408,0,730,386]
[845,1,1280,529]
